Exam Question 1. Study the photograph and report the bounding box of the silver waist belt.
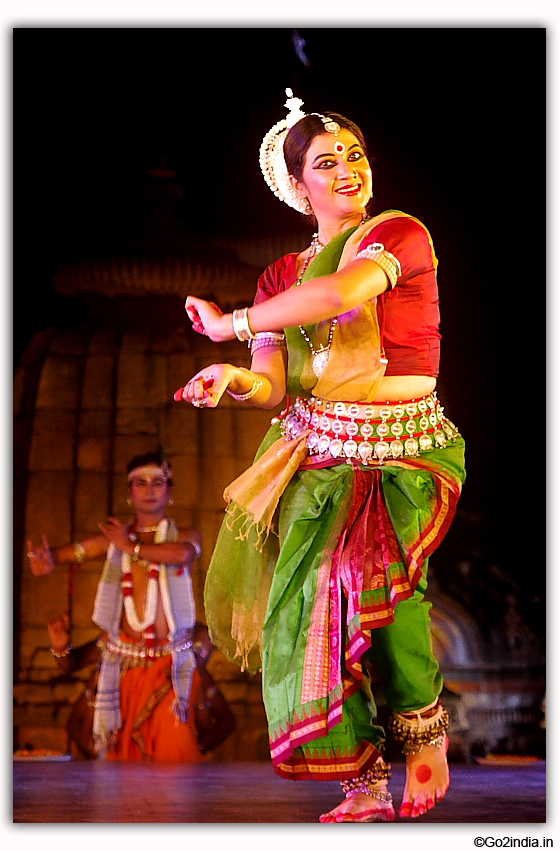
[277,392,460,463]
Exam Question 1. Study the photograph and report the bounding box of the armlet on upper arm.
[185,535,202,560]
[355,243,401,288]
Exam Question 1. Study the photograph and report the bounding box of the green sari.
[204,217,466,780]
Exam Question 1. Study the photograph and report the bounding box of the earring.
[304,198,313,215]
[168,497,174,505]
[127,498,132,505]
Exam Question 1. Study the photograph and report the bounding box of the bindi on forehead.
[310,140,362,165]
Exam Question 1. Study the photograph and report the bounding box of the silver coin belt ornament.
[276,393,460,464]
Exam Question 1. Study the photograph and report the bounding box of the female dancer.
[175,90,466,823]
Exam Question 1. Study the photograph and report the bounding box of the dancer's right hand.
[27,535,55,576]
[185,297,235,342]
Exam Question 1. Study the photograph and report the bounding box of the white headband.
[128,463,171,482]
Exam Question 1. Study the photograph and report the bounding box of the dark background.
[14,27,545,634]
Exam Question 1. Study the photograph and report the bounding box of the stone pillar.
[14,303,277,760]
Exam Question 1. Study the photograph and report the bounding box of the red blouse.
[253,214,441,378]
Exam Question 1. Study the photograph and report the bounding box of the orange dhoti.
[106,656,204,762]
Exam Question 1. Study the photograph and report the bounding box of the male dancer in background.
[28,451,205,761]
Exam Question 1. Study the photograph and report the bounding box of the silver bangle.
[250,332,286,355]
[227,370,264,401]
[50,644,72,658]
[187,537,202,560]
[232,307,256,342]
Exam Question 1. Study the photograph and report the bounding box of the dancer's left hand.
[99,518,131,551]
[174,363,237,408]
[48,612,71,652]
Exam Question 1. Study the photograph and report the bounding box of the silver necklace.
[299,318,338,378]
[296,234,337,378]
[296,213,369,378]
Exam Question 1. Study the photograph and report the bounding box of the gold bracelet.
[73,543,86,563]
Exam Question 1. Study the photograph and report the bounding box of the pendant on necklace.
[312,348,330,377]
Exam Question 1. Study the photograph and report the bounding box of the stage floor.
[12,760,546,824]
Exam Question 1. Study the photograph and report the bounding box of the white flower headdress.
[259,89,343,213]
[259,88,307,213]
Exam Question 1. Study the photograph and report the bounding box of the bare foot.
[320,787,395,823]
[399,737,449,818]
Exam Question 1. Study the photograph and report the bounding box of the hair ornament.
[128,462,172,482]
[259,88,308,213]
[310,113,341,135]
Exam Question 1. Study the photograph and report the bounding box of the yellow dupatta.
[207,215,406,669]
[224,214,402,538]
